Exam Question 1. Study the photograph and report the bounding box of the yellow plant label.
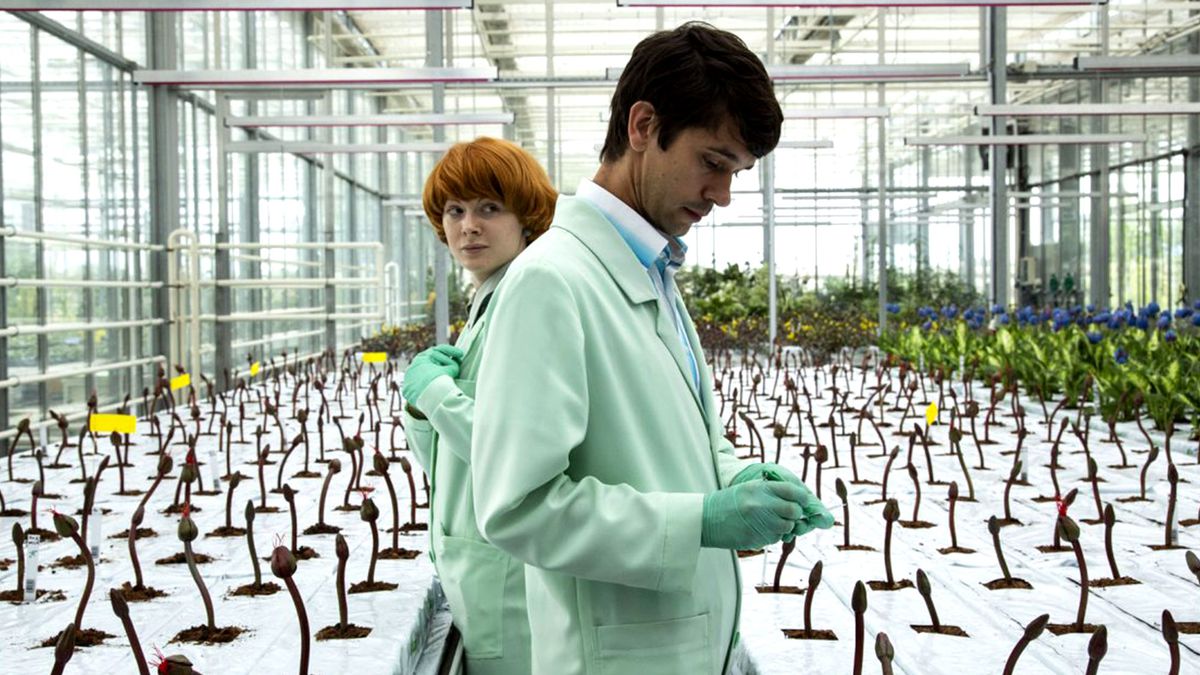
[925,402,938,427]
[170,373,191,391]
[91,414,136,435]
[362,352,387,363]
[250,362,261,377]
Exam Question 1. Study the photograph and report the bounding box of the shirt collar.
[575,178,687,272]
[468,261,510,326]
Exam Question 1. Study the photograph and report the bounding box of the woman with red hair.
[402,136,555,675]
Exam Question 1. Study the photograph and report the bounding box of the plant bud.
[808,560,823,588]
[359,497,379,522]
[987,515,1000,536]
[1088,625,1108,661]
[177,514,198,543]
[328,459,342,474]
[835,479,847,501]
[1063,488,1079,507]
[1103,503,1114,528]
[948,481,959,501]
[335,534,349,561]
[907,464,918,481]
[1162,610,1178,643]
[1056,515,1080,544]
[1024,614,1050,640]
[874,633,894,661]
[399,457,412,474]
[132,505,145,528]
[157,454,174,476]
[281,484,296,504]
[54,622,77,663]
[373,452,389,475]
[180,463,197,484]
[52,511,79,538]
[244,500,256,526]
[12,522,25,547]
[852,580,868,613]
[32,480,43,498]
[1168,463,1179,484]
[228,474,243,490]
[270,544,297,579]
[883,499,900,523]
[110,588,130,620]
[916,569,931,597]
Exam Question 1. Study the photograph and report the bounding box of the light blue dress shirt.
[575,179,702,395]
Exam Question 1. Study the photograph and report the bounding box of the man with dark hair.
[472,22,832,675]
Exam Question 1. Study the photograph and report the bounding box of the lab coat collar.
[550,195,658,306]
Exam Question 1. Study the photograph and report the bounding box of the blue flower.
[1093,312,1111,325]
[921,320,932,331]
[1114,347,1129,365]
[1157,314,1171,330]
[1086,304,1095,313]
[1086,332,1103,344]
[942,305,958,319]
[991,304,1005,314]
[1175,307,1193,320]
[886,303,901,314]
[1164,329,1178,343]
[1107,317,1123,331]
[998,314,1011,325]
[1193,314,1200,327]
[1136,316,1149,330]
[1194,299,1200,311]
[1146,301,1161,317]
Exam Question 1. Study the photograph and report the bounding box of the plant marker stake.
[24,532,40,603]
[270,545,309,675]
[1084,625,1107,675]
[49,622,77,675]
[851,581,867,675]
[875,633,895,675]
[110,589,151,675]
[1002,614,1050,675]
[1163,610,1180,675]
[803,561,822,633]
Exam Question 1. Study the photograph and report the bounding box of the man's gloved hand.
[402,345,465,406]
[700,480,805,551]
[731,463,835,540]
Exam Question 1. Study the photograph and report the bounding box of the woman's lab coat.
[403,267,533,675]
[471,196,754,675]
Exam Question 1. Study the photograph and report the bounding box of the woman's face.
[442,197,527,287]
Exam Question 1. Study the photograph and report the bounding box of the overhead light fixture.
[617,0,1100,7]
[768,63,973,83]
[904,133,1147,146]
[785,107,889,119]
[776,140,835,149]
[1075,55,1200,73]
[0,0,470,8]
[976,103,1200,116]
[609,64,972,84]
[226,112,515,128]
[225,141,453,154]
[134,67,496,88]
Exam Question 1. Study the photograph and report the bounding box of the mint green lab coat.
[403,269,533,675]
[472,196,754,675]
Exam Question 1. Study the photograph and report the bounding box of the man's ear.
[627,100,656,153]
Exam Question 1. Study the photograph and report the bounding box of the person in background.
[470,22,833,675]
[401,136,557,675]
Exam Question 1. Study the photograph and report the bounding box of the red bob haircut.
[422,136,557,244]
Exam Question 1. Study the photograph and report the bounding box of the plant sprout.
[109,589,150,675]
[852,581,867,675]
[270,543,310,675]
[1085,625,1107,675]
[49,622,77,675]
[1002,614,1049,675]
[53,511,96,632]
[1163,610,1180,675]
[874,633,895,675]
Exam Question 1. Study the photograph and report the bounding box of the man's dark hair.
[600,22,782,163]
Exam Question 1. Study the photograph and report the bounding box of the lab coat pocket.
[437,533,509,659]
[594,613,711,675]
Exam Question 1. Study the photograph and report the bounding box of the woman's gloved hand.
[402,345,465,406]
[731,462,835,539]
[700,480,804,551]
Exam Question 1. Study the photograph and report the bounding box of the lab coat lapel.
[657,275,704,416]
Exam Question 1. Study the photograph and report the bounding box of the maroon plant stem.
[184,540,215,630]
[884,518,895,585]
[68,531,95,629]
[1103,504,1120,579]
[1164,610,1180,675]
[1003,615,1050,675]
[335,535,349,630]
[402,461,418,526]
[1165,466,1178,548]
[880,448,899,501]
[382,471,400,549]
[317,462,339,526]
[282,573,310,675]
[109,590,150,675]
[342,447,359,509]
[367,517,380,584]
[852,582,866,675]
[129,507,146,588]
[772,539,795,593]
[803,561,822,633]
[258,446,270,509]
[949,493,959,548]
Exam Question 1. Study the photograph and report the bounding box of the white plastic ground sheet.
[1,353,1198,674]
[0,364,437,674]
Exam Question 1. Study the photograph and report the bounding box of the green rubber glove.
[402,346,462,407]
[700,480,804,551]
[731,463,835,540]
